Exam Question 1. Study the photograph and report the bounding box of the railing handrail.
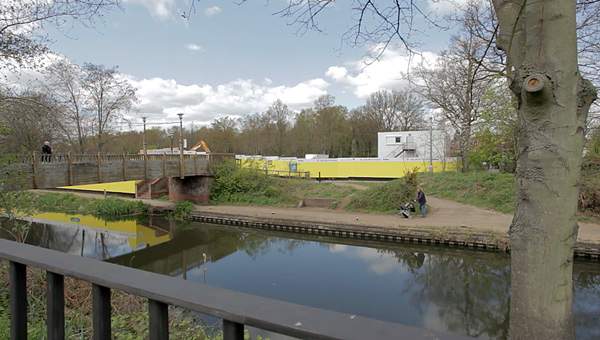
[0,239,465,340]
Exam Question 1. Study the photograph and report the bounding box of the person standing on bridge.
[41,141,52,162]
[416,187,427,217]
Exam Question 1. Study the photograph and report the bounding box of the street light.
[178,113,184,178]
[142,117,148,179]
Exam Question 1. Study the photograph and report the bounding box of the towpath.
[33,189,600,246]
[193,197,600,245]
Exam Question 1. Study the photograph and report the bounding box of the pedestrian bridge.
[1,153,233,196]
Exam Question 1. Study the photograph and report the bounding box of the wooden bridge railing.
[1,153,235,189]
[0,239,467,340]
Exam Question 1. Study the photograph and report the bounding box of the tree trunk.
[459,128,471,172]
[493,0,597,337]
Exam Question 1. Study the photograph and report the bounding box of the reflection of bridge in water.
[109,225,242,277]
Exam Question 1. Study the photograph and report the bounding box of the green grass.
[32,192,148,219]
[419,171,516,214]
[210,161,359,207]
[346,179,417,213]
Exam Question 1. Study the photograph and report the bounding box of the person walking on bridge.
[41,141,52,162]
[416,187,427,217]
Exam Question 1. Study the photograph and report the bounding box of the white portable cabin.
[377,130,446,160]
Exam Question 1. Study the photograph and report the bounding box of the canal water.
[2,214,599,339]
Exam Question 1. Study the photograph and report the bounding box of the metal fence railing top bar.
[0,239,466,340]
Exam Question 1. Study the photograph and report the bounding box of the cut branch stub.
[524,74,545,93]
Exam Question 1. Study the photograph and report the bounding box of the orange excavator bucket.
[190,140,211,153]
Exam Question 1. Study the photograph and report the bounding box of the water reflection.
[2,217,599,339]
[108,223,600,339]
[1,212,170,260]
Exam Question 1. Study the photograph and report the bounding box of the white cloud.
[325,66,348,81]
[0,53,69,91]
[325,46,438,98]
[427,0,472,15]
[204,5,222,16]
[123,0,175,19]
[126,76,329,123]
[185,43,203,52]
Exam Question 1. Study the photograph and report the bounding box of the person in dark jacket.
[41,141,52,162]
[416,187,427,217]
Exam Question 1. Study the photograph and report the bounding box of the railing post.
[122,153,127,181]
[144,153,148,181]
[179,154,184,179]
[47,271,64,340]
[223,320,244,340]
[67,152,73,186]
[31,151,38,189]
[10,261,27,340]
[92,284,111,340]
[96,153,101,183]
[149,299,168,340]
[162,153,166,178]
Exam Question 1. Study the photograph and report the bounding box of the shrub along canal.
[2,213,600,339]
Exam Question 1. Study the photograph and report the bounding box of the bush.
[580,156,600,216]
[211,161,281,204]
[170,200,194,220]
[347,169,418,213]
[92,198,147,218]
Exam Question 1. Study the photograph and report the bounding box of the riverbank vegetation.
[211,161,358,206]
[346,170,418,213]
[33,192,148,219]
[0,262,219,339]
[419,158,600,219]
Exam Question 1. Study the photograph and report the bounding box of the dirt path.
[32,189,600,245]
[195,198,600,244]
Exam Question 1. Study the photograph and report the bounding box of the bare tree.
[0,0,120,68]
[416,35,493,171]
[364,89,425,132]
[266,100,291,156]
[82,63,136,152]
[0,91,65,152]
[45,60,90,153]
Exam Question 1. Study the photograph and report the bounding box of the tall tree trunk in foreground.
[494,0,597,337]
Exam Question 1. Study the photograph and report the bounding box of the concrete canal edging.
[150,208,600,260]
[30,190,600,260]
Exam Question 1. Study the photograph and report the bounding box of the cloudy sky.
[40,0,460,126]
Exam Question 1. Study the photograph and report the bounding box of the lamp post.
[142,117,148,180]
[178,113,184,178]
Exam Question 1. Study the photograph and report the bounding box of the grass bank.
[345,171,418,213]
[419,169,600,220]
[32,192,148,219]
[210,162,358,207]
[419,171,516,214]
[0,262,219,339]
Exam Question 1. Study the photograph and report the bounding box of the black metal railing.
[264,169,311,179]
[0,239,467,340]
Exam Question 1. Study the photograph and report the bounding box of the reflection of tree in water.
[380,247,510,339]
[572,264,600,339]
[236,231,309,259]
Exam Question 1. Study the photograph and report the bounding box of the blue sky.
[43,0,460,125]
